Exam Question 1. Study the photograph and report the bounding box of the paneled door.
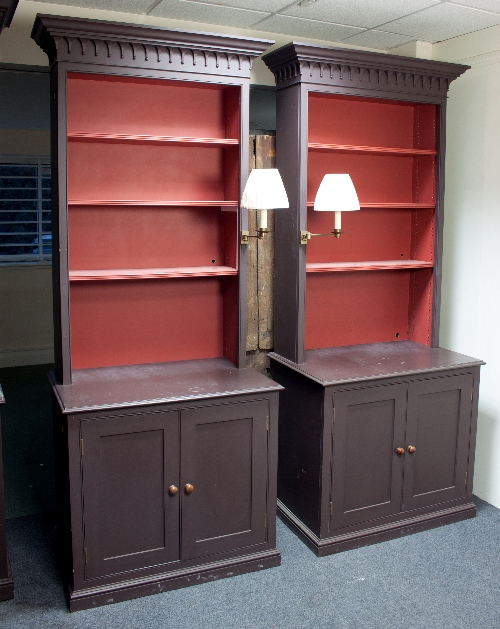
[330,384,407,530]
[180,400,269,560]
[81,410,180,579]
[403,374,473,511]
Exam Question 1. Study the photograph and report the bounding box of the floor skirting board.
[0,347,54,368]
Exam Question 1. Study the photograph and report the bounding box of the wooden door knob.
[396,447,405,455]
[184,483,194,494]
[168,485,179,495]
[408,445,416,454]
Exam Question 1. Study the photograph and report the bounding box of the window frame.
[0,155,51,265]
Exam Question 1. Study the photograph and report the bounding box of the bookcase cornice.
[32,14,273,77]
[263,42,469,98]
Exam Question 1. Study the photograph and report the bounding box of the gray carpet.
[0,498,499,628]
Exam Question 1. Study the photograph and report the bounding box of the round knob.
[184,483,194,494]
[168,485,179,496]
[396,447,405,456]
[408,445,416,454]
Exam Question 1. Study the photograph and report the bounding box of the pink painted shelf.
[308,142,436,156]
[306,202,435,209]
[69,266,238,281]
[68,200,238,207]
[306,260,433,273]
[67,132,239,147]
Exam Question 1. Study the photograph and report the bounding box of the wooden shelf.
[68,200,238,207]
[306,260,433,273]
[306,202,435,209]
[67,132,239,147]
[308,142,436,156]
[69,266,238,281]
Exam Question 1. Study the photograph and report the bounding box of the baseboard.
[0,346,54,368]
[68,548,281,612]
[277,500,476,557]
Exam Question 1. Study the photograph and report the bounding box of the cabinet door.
[403,374,473,511]
[180,400,269,560]
[81,410,180,580]
[330,384,407,529]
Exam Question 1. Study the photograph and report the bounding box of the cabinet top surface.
[269,341,484,386]
[51,358,282,414]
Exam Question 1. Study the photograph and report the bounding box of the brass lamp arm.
[300,229,342,244]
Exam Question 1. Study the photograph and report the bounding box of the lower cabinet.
[270,342,482,557]
[330,373,474,531]
[81,400,270,580]
[51,364,281,611]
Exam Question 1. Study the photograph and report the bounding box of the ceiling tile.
[446,0,500,15]
[253,14,364,40]
[280,0,440,29]
[381,2,500,42]
[150,0,269,27]
[32,0,153,13]
[341,29,417,50]
[180,0,292,11]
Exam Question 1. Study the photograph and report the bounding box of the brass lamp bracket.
[300,229,342,244]
[241,228,269,244]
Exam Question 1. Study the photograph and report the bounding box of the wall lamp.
[300,174,360,244]
[240,168,289,243]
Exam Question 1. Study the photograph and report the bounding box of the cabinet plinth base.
[278,500,476,557]
[68,549,281,612]
[0,570,14,601]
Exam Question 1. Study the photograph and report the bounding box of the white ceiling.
[31,0,500,49]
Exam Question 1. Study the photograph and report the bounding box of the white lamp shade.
[240,168,289,210]
[314,174,360,212]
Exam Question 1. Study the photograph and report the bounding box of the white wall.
[434,27,500,508]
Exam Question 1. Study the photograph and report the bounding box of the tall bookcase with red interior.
[263,43,485,556]
[32,15,281,611]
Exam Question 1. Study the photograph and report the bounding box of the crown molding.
[0,0,18,34]
[263,42,469,98]
[32,14,274,78]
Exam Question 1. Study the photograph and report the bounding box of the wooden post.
[246,134,276,374]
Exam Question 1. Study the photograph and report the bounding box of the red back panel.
[67,142,228,202]
[70,278,224,369]
[306,208,414,263]
[67,73,238,139]
[309,94,415,148]
[408,268,433,345]
[68,206,229,270]
[305,271,412,349]
[308,151,414,205]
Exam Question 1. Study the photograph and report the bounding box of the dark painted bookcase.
[0,386,14,601]
[33,15,281,610]
[263,43,484,555]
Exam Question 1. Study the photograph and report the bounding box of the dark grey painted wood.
[268,362,324,536]
[50,358,282,414]
[34,15,272,384]
[263,42,469,364]
[270,347,481,556]
[81,410,180,579]
[270,341,484,386]
[181,399,269,559]
[54,386,281,610]
[0,0,17,34]
[329,383,407,529]
[36,16,281,610]
[403,373,473,510]
[0,386,14,600]
[263,42,468,97]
